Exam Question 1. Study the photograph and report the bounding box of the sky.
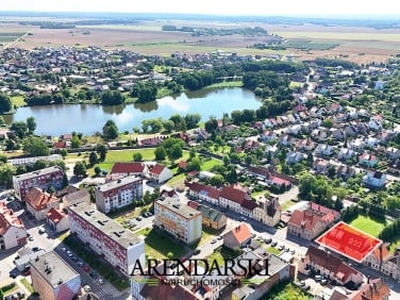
[0,0,398,17]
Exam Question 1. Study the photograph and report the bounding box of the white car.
[84,285,91,292]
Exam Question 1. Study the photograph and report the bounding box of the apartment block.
[68,202,145,276]
[12,166,65,201]
[154,198,202,245]
[95,176,143,213]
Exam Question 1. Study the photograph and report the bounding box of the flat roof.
[96,176,141,192]
[30,251,79,288]
[14,166,63,181]
[316,221,383,263]
[69,202,143,249]
[155,198,201,219]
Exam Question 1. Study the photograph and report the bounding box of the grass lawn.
[266,246,281,255]
[263,281,312,300]
[389,240,400,254]
[198,227,221,246]
[137,228,186,260]
[167,172,187,187]
[207,246,242,265]
[349,215,387,237]
[20,278,34,294]
[201,158,223,171]
[282,200,297,212]
[10,95,26,107]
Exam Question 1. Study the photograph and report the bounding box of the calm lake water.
[4,87,260,136]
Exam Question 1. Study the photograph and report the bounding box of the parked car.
[277,245,285,251]
[98,278,105,285]
[315,275,323,281]
[271,241,277,247]
[299,280,306,287]
[302,285,311,291]
[264,238,272,244]
[38,227,46,234]
[83,265,90,272]
[321,279,328,285]
[83,285,92,292]
[136,216,142,221]
[89,271,98,279]
[194,249,201,255]
[32,246,40,252]
[77,261,84,267]
[211,238,217,244]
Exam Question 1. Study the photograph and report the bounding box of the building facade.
[68,202,145,276]
[95,176,143,213]
[30,251,81,300]
[154,198,202,245]
[0,202,27,250]
[25,187,60,221]
[12,166,65,201]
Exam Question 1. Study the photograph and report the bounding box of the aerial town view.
[1,1,400,300]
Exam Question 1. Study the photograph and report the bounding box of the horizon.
[0,0,399,19]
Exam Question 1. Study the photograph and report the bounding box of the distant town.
[2,12,400,300]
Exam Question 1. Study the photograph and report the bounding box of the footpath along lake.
[5,87,261,136]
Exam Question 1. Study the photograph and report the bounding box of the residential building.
[0,202,27,250]
[299,246,363,287]
[313,158,331,174]
[148,164,173,183]
[363,171,387,188]
[351,278,390,300]
[286,151,306,165]
[385,147,400,160]
[338,148,356,161]
[224,223,252,250]
[46,208,69,233]
[315,144,334,157]
[61,189,91,210]
[154,198,202,245]
[30,251,81,300]
[68,202,145,276]
[219,185,252,214]
[187,201,227,230]
[13,166,65,201]
[110,162,148,178]
[25,187,60,221]
[297,138,316,152]
[95,176,143,213]
[337,165,356,181]
[185,181,220,205]
[287,202,340,240]
[358,152,378,168]
[252,195,281,227]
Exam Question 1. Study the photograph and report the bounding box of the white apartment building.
[154,198,202,245]
[68,202,145,276]
[95,176,143,213]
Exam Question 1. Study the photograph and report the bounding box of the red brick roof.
[25,187,59,211]
[352,278,390,300]
[219,185,250,204]
[0,202,24,234]
[306,246,361,283]
[47,208,66,224]
[185,181,220,200]
[228,223,252,244]
[187,200,200,210]
[241,199,258,211]
[111,162,145,174]
[288,210,322,232]
[150,164,165,175]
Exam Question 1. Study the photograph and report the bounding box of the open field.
[2,19,400,64]
[349,215,387,237]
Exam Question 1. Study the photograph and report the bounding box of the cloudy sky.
[1,0,398,17]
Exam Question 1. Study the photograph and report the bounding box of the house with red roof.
[219,185,252,214]
[110,162,148,178]
[352,278,390,300]
[299,246,363,287]
[223,223,252,250]
[25,187,60,221]
[364,244,400,281]
[147,164,173,183]
[359,153,378,168]
[0,202,27,249]
[46,208,69,233]
[186,181,220,205]
[287,202,340,240]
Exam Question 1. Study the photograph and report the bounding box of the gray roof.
[13,166,63,181]
[30,251,79,288]
[155,198,202,219]
[69,202,143,249]
[96,176,141,192]
[15,249,47,268]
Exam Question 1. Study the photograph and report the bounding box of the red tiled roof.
[352,278,390,300]
[241,199,258,211]
[150,164,165,175]
[219,185,249,204]
[229,223,252,244]
[270,176,289,186]
[186,181,220,199]
[25,187,59,211]
[47,208,66,224]
[0,202,24,234]
[187,200,199,210]
[288,210,322,232]
[53,141,66,149]
[111,162,145,174]
[306,246,361,283]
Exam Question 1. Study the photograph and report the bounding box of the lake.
[4,87,261,136]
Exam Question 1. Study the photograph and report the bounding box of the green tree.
[26,117,37,135]
[73,161,87,177]
[102,120,119,140]
[0,163,16,187]
[133,152,143,161]
[71,135,81,148]
[187,157,201,172]
[154,146,167,161]
[209,174,225,187]
[299,173,318,196]
[59,148,68,158]
[10,121,28,139]
[94,166,102,177]
[23,136,50,156]
[89,151,98,165]
[0,92,12,114]
[95,144,108,161]
[168,144,183,162]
